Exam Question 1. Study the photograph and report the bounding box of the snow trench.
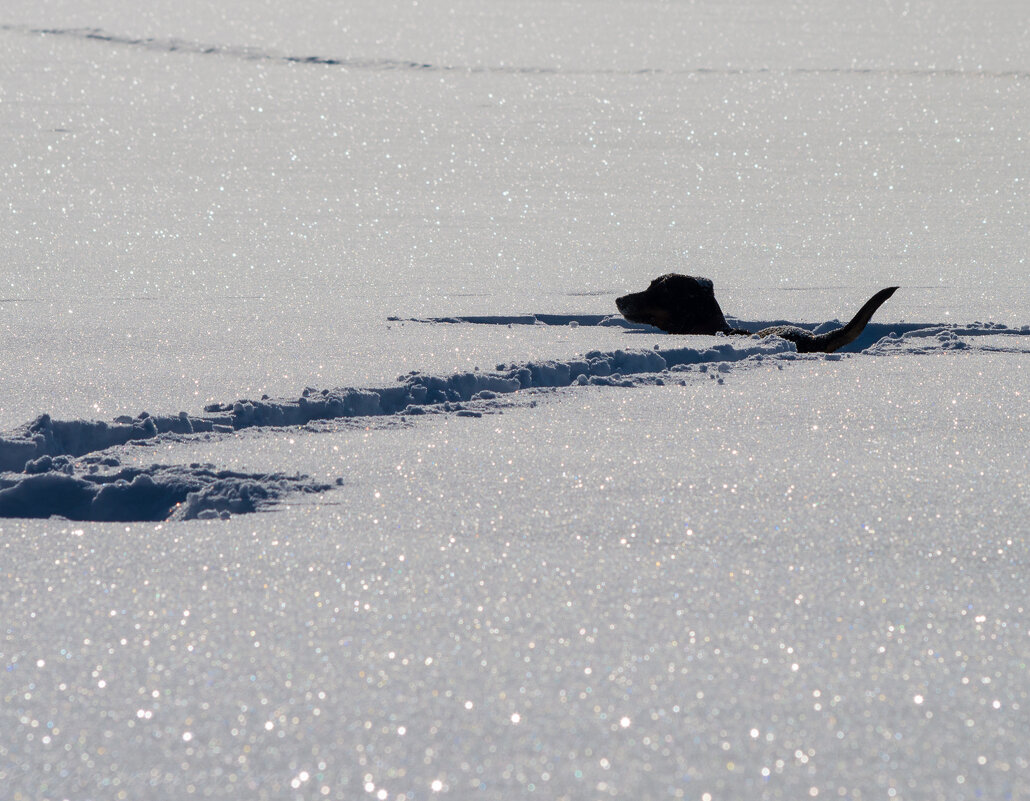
[1,327,1026,520]
[0,339,794,485]
[392,314,1030,354]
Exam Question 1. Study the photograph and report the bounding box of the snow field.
[2,0,1030,797]
[2,353,1027,799]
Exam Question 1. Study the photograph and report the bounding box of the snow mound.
[864,323,1030,354]
[0,456,333,521]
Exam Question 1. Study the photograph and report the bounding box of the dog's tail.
[808,286,899,353]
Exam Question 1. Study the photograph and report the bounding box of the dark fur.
[615,274,748,336]
[616,274,898,354]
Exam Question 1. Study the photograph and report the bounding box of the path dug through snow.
[1,323,1026,521]
[1,351,1027,800]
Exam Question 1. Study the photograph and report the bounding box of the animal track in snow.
[0,324,1026,520]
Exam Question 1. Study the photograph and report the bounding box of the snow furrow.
[2,323,1027,477]
[4,25,1029,79]
[3,326,1028,475]
[393,316,1030,353]
[1,329,1025,520]
[0,339,794,474]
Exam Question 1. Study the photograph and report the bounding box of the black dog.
[616,274,898,353]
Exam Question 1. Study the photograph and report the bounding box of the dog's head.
[615,273,730,334]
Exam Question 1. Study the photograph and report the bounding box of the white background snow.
[1,0,1028,798]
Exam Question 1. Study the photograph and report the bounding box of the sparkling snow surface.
[2,1,1029,799]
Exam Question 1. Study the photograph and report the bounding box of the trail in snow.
[0,323,1026,520]
[392,314,1030,353]
[4,24,1030,79]
[0,337,795,474]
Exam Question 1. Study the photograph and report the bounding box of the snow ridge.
[0,339,793,474]
[863,324,1030,354]
[1,329,1025,520]
[4,326,1028,475]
